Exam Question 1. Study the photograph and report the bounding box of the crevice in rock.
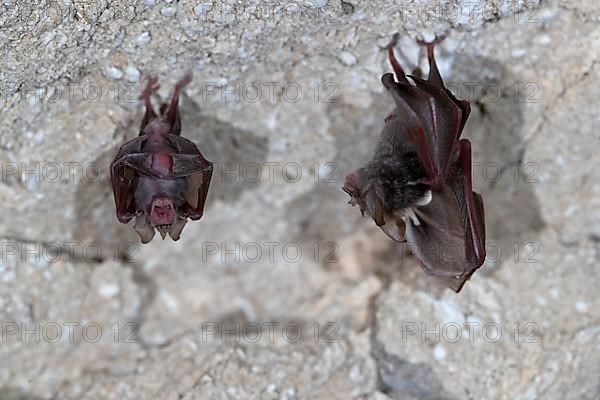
[0,236,105,264]
[523,58,598,149]
[121,260,157,350]
[369,294,456,400]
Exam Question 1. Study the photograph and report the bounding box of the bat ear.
[169,218,187,241]
[134,215,155,244]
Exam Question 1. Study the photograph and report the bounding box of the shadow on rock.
[457,54,545,276]
[285,96,388,245]
[287,51,545,282]
[371,309,456,400]
[180,99,269,204]
[73,97,269,251]
[0,389,45,400]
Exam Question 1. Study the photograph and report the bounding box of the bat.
[342,36,486,292]
[110,73,213,243]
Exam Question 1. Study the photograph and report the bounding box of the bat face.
[343,36,486,292]
[110,74,213,243]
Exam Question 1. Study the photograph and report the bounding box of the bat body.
[110,74,213,243]
[343,37,486,292]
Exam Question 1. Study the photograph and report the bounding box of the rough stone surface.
[1,0,598,399]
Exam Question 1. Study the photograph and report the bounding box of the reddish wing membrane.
[376,37,486,291]
[166,134,213,220]
[405,181,484,292]
[170,153,213,220]
[110,73,214,242]
[111,148,213,223]
[383,38,468,188]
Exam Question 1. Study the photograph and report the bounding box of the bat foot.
[176,72,193,91]
[140,76,160,100]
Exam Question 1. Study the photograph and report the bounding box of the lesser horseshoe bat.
[343,36,486,292]
[110,73,213,243]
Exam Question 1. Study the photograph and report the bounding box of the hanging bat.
[342,36,486,292]
[110,73,213,243]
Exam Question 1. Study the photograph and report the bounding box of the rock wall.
[0,0,598,399]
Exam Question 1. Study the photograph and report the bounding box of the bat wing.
[167,134,203,155]
[405,180,486,292]
[171,154,213,220]
[111,134,213,222]
[405,185,467,291]
[382,42,470,188]
[110,137,149,222]
[382,76,464,188]
[167,135,213,220]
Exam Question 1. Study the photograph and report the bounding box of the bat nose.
[150,197,176,225]
[153,206,174,223]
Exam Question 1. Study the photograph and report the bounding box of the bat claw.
[416,33,447,47]
[386,32,400,50]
